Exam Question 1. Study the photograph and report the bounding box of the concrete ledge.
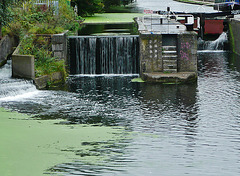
[142,72,197,84]
[12,44,35,79]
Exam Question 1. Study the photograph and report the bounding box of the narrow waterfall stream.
[197,32,228,51]
[0,61,39,102]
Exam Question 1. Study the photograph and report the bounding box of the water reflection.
[198,51,227,77]
[228,52,240,74]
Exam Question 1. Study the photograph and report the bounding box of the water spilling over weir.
[0,61,38,102]
[68,36,139,75]
[198,32,228,51]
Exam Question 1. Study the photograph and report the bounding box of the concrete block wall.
[177,32,198,72]
[139,34,163,76]
[52,32,68,61]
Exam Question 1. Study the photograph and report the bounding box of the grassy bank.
[0,108,128,176]
[83,13,144,24]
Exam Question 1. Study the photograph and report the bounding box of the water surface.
[1,50,240,175]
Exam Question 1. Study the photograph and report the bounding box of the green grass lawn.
[83,13,144,24]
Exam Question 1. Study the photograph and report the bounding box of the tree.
[71,0,133,16]
[0,0,12,38]
[103,0,133,9]
[72,0,103,16]
[103,0,121,8]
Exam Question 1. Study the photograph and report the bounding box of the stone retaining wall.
[0,35,18,67]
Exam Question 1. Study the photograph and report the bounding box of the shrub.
[3,0,82,37]
[4,1,82,80]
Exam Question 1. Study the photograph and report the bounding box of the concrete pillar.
[177,32,198,73]
[52,32,68,61]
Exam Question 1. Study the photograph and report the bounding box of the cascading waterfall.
[0,61,38,101]
[198,32,228,51]
[69,35,139,75]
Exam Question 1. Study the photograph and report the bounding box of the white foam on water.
[198,32,228,51]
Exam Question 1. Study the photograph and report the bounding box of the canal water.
[1,35,240,175]
[78,23,138,36]
[1,1,239,175]
[133,0,216,12]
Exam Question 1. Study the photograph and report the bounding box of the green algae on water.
[131,78,145,83]
[0,108,129,176]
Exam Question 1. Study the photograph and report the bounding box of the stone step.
[162,46,178,73]
[163,68,177,73]
[162,55,178,59]
[162,50,177,55]
[163,59,177,70]
[163,59,177,63]
[163,63,177,69]
[162,46,177,51]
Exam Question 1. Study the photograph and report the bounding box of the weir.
[68,36,139,75]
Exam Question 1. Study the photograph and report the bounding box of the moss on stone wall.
[228,22,236,54]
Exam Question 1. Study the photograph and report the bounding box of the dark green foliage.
[72,0,133,16]
[0,0,12,37]
[0,0,12,25]
[3,0,82,37]
[72,0,104,16]
[103,0,121,8]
